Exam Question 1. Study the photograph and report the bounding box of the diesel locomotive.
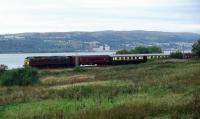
[24,54,149,68]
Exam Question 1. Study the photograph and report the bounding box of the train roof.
[111,53,169,57]
[25,53,169,59]
[25,56,68,59]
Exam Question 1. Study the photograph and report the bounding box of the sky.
[0,0,200,34]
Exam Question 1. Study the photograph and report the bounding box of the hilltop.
[0,30,200,53]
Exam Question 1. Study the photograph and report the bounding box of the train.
[24,54,170,69]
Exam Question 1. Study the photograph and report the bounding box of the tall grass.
[0,60,199,119]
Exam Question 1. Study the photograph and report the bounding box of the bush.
[0,67,39,86]
[170,52,183,59]
[73,66,85,72]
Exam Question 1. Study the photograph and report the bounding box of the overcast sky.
[0,0,199,34]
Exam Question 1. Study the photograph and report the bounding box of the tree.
[170,52,183,59]
[192,40,200,57]
[133,47,149,54]
[148,46,162,53]
[116,49,130,54]
[116,46,162,54]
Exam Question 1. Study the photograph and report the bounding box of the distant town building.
[104,44,110,51]
[92,44,110,52]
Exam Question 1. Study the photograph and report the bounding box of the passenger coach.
[111,54,147,65]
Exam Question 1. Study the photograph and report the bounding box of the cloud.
[0,0,199,34]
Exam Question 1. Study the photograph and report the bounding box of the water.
[0,52,115,69]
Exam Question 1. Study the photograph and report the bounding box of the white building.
[92,44,110,52]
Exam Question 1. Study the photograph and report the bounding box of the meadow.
[0,59,200,119]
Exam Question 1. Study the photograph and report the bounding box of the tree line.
[116,39,200,58]
[116,46,162,54]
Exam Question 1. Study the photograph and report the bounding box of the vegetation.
[170,51,183,59]
[0,60,200,119]
[0,66,7,78]
[73,66,86,72]
[0,67,39,86]
[116,46,162,54]
[192,39,200,57]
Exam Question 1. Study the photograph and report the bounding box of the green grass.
[0,59,200,119]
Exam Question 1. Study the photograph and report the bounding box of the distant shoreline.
[0,51,116,55]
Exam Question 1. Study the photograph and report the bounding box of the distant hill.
[0,30,200,53]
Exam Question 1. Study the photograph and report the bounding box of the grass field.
[0,59,200,119]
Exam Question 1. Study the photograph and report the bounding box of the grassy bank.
[0,59,200,119]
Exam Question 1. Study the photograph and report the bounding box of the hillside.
[0,30,200,53]
[0,59,200,119]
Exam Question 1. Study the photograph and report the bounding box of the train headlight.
[24,59,30,66]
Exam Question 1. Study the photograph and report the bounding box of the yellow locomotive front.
[24,58,30,67]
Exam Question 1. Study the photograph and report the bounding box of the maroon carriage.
[70,55,111,66]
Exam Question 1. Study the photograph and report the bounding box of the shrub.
[170,52,183,59]
[73,66,85,72]
[0,67,39,86]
